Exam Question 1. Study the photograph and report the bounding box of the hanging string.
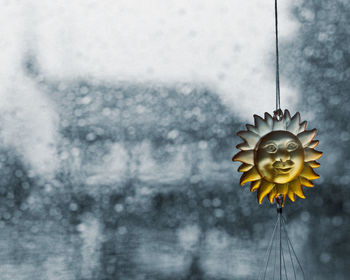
[258,215,280,280]
[257,198,306,279]
[282,216,306,279]
[273,225,278,280]
[279,208,282,279]
[283,217,297,280]
[275,0,281,112]
[273,0,283,121]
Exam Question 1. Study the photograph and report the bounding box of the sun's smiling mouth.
[275,166,292,173]
[273,161,295,174]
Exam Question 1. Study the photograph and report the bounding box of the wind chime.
[232,1,322,279]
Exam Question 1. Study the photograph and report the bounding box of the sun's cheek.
[255,150,276,178]
[290,149,304,174]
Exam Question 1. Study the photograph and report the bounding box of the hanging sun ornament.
[232,110,322,206]
[230,1,322,278]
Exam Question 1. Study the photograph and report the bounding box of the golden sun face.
[255,131,304,184]
[233,110,322,206]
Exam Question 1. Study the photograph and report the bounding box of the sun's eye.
[287,141,298,151]
[264,143,277,153]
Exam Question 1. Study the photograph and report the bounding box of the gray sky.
[0,0,300,177]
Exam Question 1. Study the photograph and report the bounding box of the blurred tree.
[286,0,350,278]
[45,79,251,279]
[0,147,34,224]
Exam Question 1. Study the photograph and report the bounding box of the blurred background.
[0,0,349,279]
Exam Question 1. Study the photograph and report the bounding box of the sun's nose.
[275,149,290,162]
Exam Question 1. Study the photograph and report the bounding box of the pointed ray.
[250,180,261,192]
[308,161,320,168]
[273,119,285,131]
[283,110,292,128]
[232,150,254,164]
[297,129,316,147]
[300,164,320,180]
[287,189,295,202]
[246,124,259,135]
[238,163,253,172]
[240,167,261,185]
[304,148,323,162]
[236,142,251,151]
[291,112,301,124]
[287,115,300,134]
[253,114,264,127]
[254,114,270,135]
[308,140,319,148]
[298,121,307,133]
[268,187,277,203]
[300,177,314,188]
[237,131,260,147]
[284,109,292,122]
[282,194,287,206]
[275,184,288,195]
[264,112,273,128]
[289,179,305,199]
[257,180,275,204]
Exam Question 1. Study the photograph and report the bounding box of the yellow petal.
[268,188,277,203]
[297,129,316,147]
[257,180,275,204]
[232,150,254,164]
[287,190,295,202]
[300,165,320,180]
[304,148,323,162]
[240,167,262,185]
[308,161,320,168]
[289,179,305,199]
[275,184,288,195]
[300,177,314,188]
[250,180,261,192]
[238,163,253,172]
